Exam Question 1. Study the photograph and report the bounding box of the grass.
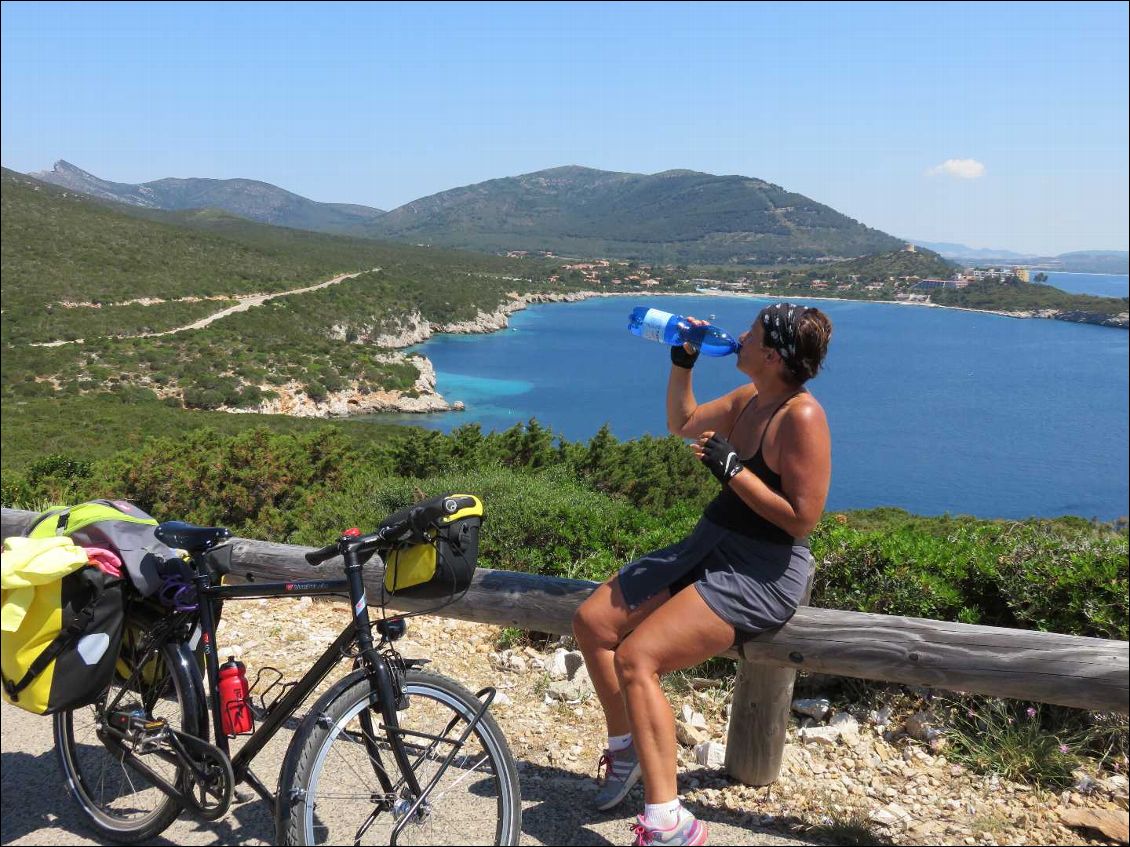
[933,696,1128,789]
[801,795,894,846]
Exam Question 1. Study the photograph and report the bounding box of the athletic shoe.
[593,743,642,810]
[629,809,709,846]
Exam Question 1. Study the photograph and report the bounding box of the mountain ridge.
[30,160,387,237]
[24,160,904,264]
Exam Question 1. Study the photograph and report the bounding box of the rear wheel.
[279,669,521,845]
[54,640,204,843]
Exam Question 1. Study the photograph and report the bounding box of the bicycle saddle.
[155,521,232,552]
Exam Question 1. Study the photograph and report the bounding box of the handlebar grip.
[304,543,340,567]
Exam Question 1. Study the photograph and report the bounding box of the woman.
[572,302,832,846]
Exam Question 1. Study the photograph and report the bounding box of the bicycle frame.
[184,544,431,807]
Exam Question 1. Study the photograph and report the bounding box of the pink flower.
[1059,744,1069,754]
[1026,707,1037,719]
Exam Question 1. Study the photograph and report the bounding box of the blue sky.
[2,1,1127,255]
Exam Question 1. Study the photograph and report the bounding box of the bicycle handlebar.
[303,516,417,567]
[304,543,341,567]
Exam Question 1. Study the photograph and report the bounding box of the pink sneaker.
[629,808,708,846]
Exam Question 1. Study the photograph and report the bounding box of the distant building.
[1014,268,1030,282]
[904,243,917,253]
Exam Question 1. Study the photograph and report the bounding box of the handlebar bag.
[382,494,483,601]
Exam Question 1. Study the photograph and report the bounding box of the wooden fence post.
[724,571,814,786]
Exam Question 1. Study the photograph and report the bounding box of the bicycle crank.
[168,729,235,821]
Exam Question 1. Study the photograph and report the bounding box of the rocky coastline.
[302,291,598,416]
[233,285,1128,419]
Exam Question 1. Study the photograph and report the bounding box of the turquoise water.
[1042,272,1128,298]
[369,295,1129,520]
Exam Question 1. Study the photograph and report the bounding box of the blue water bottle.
[627,306,740,357]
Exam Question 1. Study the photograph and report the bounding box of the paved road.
[2,701,813,846]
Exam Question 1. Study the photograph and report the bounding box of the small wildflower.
[1059,744,1069,754]
[1026,707,1037,719]
[967,709,975,718]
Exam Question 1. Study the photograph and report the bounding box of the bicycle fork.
[337,545,500,846]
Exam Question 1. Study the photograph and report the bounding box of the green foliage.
[3,417,1125,642]
[1,167,563,409]
[933,278,1127,314]
[813,510,1128,640]
[369,166,905,264]
[935,696,1105,788]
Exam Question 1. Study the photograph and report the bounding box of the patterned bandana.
[760,302,803,370]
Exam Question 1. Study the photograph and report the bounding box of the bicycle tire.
[278,669,522,846]
[54,639,206,843]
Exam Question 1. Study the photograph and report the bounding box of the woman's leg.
[572,576,670,735]
[613,585,736,804]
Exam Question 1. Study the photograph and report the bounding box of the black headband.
[760,302,804,370]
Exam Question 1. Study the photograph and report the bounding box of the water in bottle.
[627,306,740,357]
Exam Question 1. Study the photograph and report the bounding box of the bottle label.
[640,308,671,342]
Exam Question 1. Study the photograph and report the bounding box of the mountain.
[367,165,905,264]
[907,240,1033,260]
[29,160,386,237]
[908,239,1128,274]
[1047,251,1129,275]
[26,160,907,264]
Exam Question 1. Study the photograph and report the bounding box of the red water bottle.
[218,656,252,736]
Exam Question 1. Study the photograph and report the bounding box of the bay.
[367,295,1129,521]
[1041,271,1128,298]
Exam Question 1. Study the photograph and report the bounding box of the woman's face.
[736,318,781,381]
[736,319,770,377]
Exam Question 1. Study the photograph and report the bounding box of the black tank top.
[703,391,805,545]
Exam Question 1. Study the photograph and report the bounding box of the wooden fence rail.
[3,507,1127,786]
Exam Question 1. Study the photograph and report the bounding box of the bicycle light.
[378,616,407,642]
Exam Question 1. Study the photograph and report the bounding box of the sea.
[365,281,1129,521]
[1038,271,1129,298]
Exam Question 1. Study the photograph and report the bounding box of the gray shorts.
[617,517,813,640]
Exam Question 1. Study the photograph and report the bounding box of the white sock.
[607,732,633,752]
[643,798,681,829]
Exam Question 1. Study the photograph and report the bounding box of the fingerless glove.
[700,433,744,484]
[671,344,700,370]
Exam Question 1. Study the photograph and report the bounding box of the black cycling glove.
[700,433,744,484]
[671,343,700,370]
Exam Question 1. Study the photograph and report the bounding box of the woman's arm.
[667,365,754,438]
[694,402,831,538]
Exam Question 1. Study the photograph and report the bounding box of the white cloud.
[926,158,986,179]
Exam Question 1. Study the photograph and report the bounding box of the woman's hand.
[692,430,745,484]
[671,316,707,369]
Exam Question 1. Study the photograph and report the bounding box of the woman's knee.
[613,639,658,685]
[572,593,617,650]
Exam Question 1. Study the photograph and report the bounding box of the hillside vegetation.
[1,169,564,406]
[932,278,1129,314]
[369,166,905,263]
[4,421,1125,643]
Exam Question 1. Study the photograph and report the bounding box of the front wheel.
[278,669,521,845]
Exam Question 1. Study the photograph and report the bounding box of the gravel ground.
[3,597,1125,846]
[1,599,811,846]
